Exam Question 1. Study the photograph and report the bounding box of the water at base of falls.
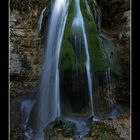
[63,116,90,140]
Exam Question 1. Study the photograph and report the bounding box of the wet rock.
[44,117,77,140]
[10,128,23,140]
[107,106,120,120]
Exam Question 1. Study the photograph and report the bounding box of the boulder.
[44,117,77,140]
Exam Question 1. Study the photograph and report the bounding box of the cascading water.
[72,0,94,115]
[23,0,116,139]
[33,0,69,139]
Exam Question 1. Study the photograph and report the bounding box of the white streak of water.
[85,0,93,17]
[33,0,69,139]
[73,0,94,115]
[38,7,46,32]
[20,100,35,129]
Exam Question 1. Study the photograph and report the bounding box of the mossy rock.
[59,0,110,73]
[44,117,77,139]
[87,121,123,140]
[39,0,110,72]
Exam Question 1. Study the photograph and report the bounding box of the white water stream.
[33,0,69,139]
[72,0,94,114]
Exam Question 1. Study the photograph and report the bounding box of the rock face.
[124,10,130,38]
[10,3,46,139]
[10,53,22,75]
[97,5,130,105]
[10,9,43,99]
[112,9,130,105]
[98,0,130,29]
[10,0,52,99]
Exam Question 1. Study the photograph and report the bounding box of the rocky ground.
[10,115,130,140]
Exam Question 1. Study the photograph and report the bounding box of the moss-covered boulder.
[44,117,77,139]
[59,0,110,73]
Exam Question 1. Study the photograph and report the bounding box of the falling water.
[26,0,115,139]
[93,0,102,33]
[38,7,46,32]
[85,0,93,17]
[20,100,35,130]
[72,0,94,114]
[33,0,69,139]
[14,0,118,140]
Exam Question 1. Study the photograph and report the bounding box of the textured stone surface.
[10,53,22,75]
[10,9,43,97]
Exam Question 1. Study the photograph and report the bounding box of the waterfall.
[27,0,115,139]
[72,0,94,114]
[33,0,69,139]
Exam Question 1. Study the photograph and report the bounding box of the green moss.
[59,0,110,73]
[41,0,110,72]
[99,132,112,140]
[59,0,76,71]
[80,0,110,72]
